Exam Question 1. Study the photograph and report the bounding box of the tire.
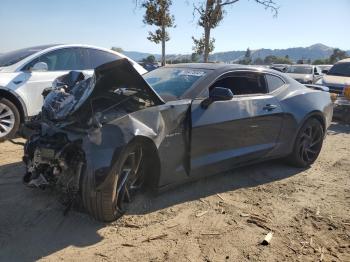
[81,140,145,222]
[0,98,20,142]
[287,118,324,168]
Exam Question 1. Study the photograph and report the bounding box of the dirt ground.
[0,123,349,262]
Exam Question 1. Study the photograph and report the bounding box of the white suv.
[0,44,146,141]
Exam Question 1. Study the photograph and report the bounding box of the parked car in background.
[322,59,350,94]
[286,65,323,84]
[317,64,333,74]
[270,64,290,72]
[23,60,333,221]
[314,65,333,85]
[0,44,146,141]
[139,62,160,72]
[322,58,350,123]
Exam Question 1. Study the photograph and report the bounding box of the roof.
[290,64,313,67]
[164,63,285,76]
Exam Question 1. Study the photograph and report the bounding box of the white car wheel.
[0,98,20,142]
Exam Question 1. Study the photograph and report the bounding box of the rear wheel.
[82,141,145,222]
[0,98,20,142]
[288,118,324,168]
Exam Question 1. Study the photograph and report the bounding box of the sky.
[0,0,349,54]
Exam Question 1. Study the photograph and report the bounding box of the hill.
[123,44,350,63]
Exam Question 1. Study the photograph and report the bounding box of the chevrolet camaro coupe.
[23,59,333,221]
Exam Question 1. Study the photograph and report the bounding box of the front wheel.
[81,141,145,222]
[0,98,20,142]
[287,118,324,168]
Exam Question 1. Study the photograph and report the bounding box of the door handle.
[263,104,277,111]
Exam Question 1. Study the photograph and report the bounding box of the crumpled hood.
[89,58,164,104]
[42,59,164,125]
[323,75,350,87]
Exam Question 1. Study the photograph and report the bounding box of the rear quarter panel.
[273,84,333,155]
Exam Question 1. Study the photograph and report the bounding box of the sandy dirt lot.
[0,123,349,262]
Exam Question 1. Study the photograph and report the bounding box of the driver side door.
[190,71,284,177]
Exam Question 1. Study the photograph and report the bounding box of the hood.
[323,74,350,87]
[42,59,164,125]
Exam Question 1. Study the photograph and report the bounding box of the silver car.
[286,64,323,84]
[0,44,146,141]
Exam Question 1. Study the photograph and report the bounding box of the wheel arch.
[0,88,27,122]
[131,135,161,191]
[291,110,326,148]
[300,110,326,133]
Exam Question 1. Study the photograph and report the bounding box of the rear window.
[143,67,210,100]
[328,62,350,77]
[286,66,312,74]
[265,74,285,92]
[88,49,121,69]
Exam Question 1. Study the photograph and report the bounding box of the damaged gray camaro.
[23,59,333,221]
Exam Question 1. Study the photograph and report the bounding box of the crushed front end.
[21,59,165,213]
[23,128,86,208]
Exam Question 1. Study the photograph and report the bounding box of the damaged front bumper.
[23,128,86,199]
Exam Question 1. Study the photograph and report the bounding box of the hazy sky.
[0,0,349,54]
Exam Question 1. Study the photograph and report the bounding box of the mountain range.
[123,44,350,63]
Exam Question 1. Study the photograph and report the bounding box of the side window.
[210,72,267,95]
[24,48,89,71]
[88,49,121,69]
[265,74,285,92]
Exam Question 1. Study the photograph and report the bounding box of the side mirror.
[314,72,320,76]
[321,69,328,74]
[31,62,48,72]
[210,87,234,101]
[201,87,233,109]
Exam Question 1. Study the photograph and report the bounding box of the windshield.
[0,45,55,67]
[286,66,312,74]
[143,67,210,100]
[327,62,350,77]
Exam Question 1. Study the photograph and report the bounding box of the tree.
[142,55,156,63]
[264,55,277,64]
[273,56,292,64]
[239,47,252,64]
[192,0,278,62]
[191,52,200,62]
[263,55,291,65]
[253,57,264,65]
[312,58,330,65]
[192,35,215,58]
[142,0,175,66]
[329,48,348,64]
[111,47,124,53]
